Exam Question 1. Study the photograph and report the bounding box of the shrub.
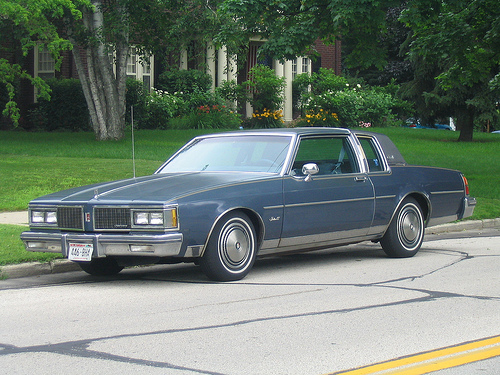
[246,108,284,128]
[26,78,90,131]
[304,81,400,128]
[241,65,286,128]
[0,83,10,130]
[310,68,349,95]
[243,65,286,113]
[143,89,187,129]
[292,73,311,116]
[126,78,148,127]
[157,69,212,95]
[304,108,339,126]
[215,80,246,111]
[170,104,241,130]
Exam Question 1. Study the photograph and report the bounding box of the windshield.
[157,135,292,174]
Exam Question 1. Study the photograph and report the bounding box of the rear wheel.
[78,257,124,276]
[381,197,425,258]
[200,212,257,281]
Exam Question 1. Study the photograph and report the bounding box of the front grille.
[94,207,131,230]
[57,206,84,230]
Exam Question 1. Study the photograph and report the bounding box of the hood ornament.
[94,189,99,199]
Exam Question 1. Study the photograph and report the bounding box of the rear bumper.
[460,196,477,219]
[21,231,183,258]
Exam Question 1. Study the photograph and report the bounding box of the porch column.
[179,49,188,70]
[206,44,216,91]
[227,53,237,82]
[283,59,293,122]
[217,47,227,85]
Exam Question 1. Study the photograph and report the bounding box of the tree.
[219,0,398,66]
[219,0,500,141]
[0,0,80,125]
[1,0,221,140]
[400,0,500,141]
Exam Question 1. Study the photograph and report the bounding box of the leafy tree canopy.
[1,0,222,139]
[218,0,401,67]
[219,0,500,140]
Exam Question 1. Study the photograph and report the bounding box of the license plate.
[68,243,93,262]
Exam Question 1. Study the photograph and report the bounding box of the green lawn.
[1,127,499,266]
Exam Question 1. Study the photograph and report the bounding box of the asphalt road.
[1,228,499,375]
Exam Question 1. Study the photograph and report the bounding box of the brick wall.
[314,39,342,75]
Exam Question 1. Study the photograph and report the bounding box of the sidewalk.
[0,211,29,226]
[1,212,499,279]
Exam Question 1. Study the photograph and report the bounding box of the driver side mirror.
[302,163,319,182]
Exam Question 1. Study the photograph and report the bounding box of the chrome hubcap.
[219,219,253,271]
[398,204,423,250]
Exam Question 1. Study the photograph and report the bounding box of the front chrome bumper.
[21,231,183,258]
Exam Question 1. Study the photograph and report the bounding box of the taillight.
[462,175,470,195]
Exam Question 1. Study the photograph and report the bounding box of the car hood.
[30,172,275,205]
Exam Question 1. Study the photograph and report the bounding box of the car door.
[279,135,375,249]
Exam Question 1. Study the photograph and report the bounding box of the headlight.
[31,209,57,225]
[132,208,177,229]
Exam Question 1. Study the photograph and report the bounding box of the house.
[181,38,341,121]
[2,38,340,126]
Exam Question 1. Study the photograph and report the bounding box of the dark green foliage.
[170,105,241,130]
[157,69,212,95]
[243,65,285,113]
[125,78,148,127]
[26,78,90,132]
[0,83,9,129]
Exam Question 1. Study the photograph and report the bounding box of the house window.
[301,58,310,75]
[292,60,298,78]
[35,46,55,80]
[126,47,153,91]
[127,47,137,76]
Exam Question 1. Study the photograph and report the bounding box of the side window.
[291,137,359,175]
[358,137,384,172]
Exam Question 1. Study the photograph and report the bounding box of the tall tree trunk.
[456,106,474,142]
[69,0,128,141]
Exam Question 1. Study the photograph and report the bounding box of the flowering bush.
[144,89,187,129]
[305,108,339,126]
[304,82,395,127]
[246,108,284,128]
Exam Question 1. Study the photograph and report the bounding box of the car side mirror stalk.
[302,163,319,182]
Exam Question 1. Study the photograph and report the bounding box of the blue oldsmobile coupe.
[21,128,476,281]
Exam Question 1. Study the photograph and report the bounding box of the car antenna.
[131,105,136,179]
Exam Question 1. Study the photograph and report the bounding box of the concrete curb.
[1,218,499,280]
[427,217,500,234]
[1,259,81,279]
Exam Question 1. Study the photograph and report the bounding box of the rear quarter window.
[358,137,385,172]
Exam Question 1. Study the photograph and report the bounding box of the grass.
[0,225,61,266]
[1,127,499,266]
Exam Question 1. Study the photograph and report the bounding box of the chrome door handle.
[355,176,367,182]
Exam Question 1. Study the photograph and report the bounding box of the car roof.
[199,127,353,138]
[353,130,407,165]
[194,127,407,166]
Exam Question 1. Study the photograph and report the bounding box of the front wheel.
[199,212,257,281]
[78,257,124,276]
[381,197,425,258]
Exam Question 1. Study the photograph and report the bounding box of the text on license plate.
[68,243,93,262]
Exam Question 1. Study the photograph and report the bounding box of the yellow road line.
[330,334,500,375]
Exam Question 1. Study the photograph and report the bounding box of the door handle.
[355,176,367,182]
